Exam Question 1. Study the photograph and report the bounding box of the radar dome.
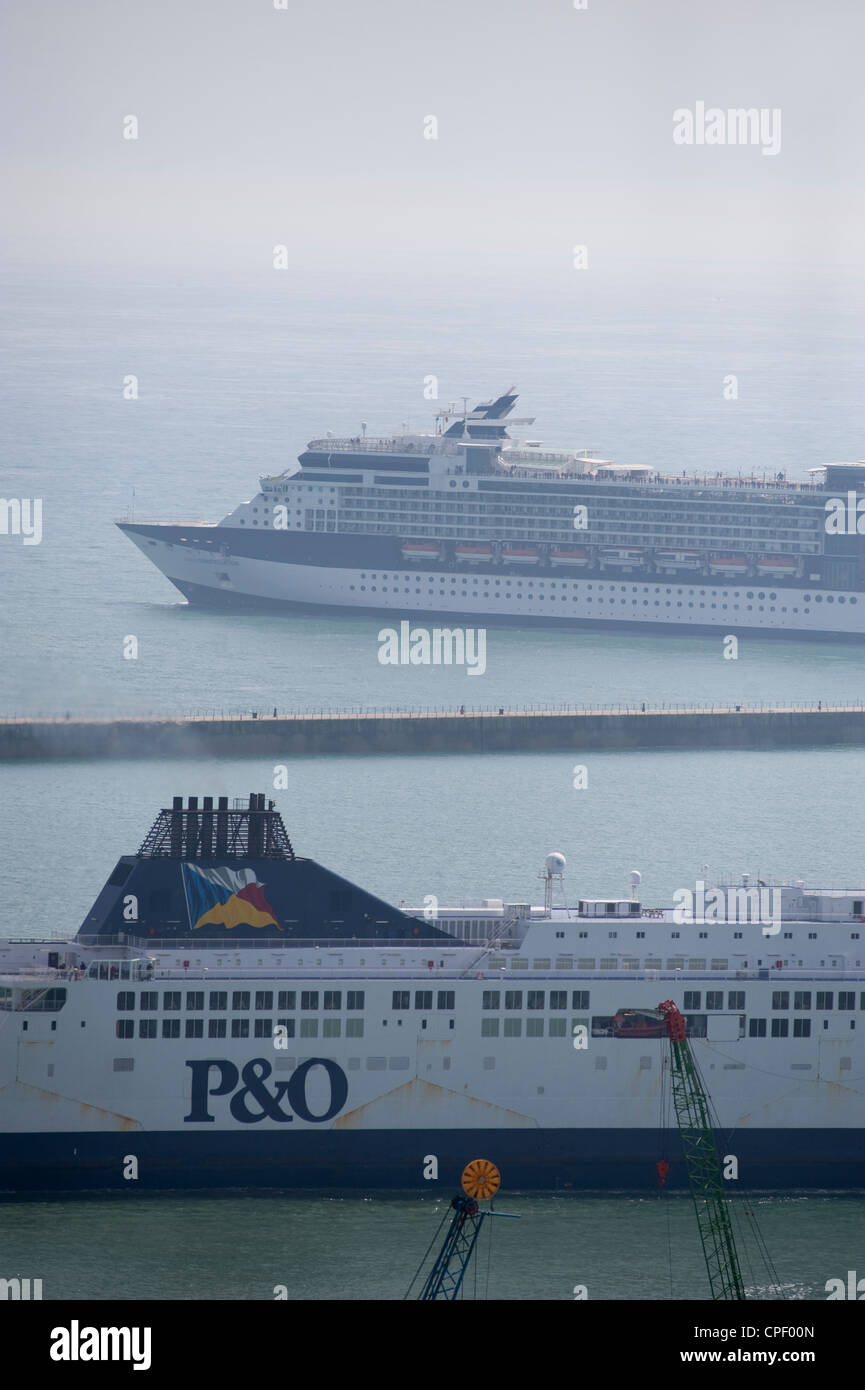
[545,852,567,876]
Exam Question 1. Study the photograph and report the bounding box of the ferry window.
[301,991,319,1010]
[115,1020,134,1039]
[794,992,811,1010]
[771,992,789,1010]
[347,991,365,1010]
[323,1019,341,1038]
[140,992,158,1011]
[275,1018,296,1038]
[232,992,250,1011]
[684,992,701,1010]
[671,931,680,939]
[504,991,522,1010]
[254,1019,273,1038]
[186,992,204,1011]
[116,992,135,1011]
[706,992,723,1010]
[231,1019,250,1039]
[208,1019,227,1039]
[816,992,834,1009]
[278,991,296,1010]
[527,991,545,1010]
[572,991,590,1009]
[185,1019,204,1039]
[861,994,865,1010]
[346,1018,364,1038]
[526,1018,544,1037]
[256,991,274,1011]
[300,1019,318,1038]
[415,990,433,1010]
[749,1018,767,1037]
[481,1018,500,1037]
[210,992,227,1011]
[793,1019,811,1038]
[437,990,455,1010]
[138,1019,157,1039]
[838,992,856,1010]
[392,991,410,1010]
[163,992,181,1011]
[503,1018,522,1037]
[162,1019,180,1039]
[771,1019,789,1038]
[549,1018,567,1037]
[550,991,567,1010]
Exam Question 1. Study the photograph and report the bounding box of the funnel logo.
[183,864,281,931]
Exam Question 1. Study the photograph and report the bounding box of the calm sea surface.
[1,263,863,1298]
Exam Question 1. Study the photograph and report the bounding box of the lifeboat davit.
[455,542,493,564]
[654,548,702,572]
[756,555,797,576]
[600,546,645,570]
[549,546,590,568]
[401,540,442,563]
[709,554,749,576]
[502,545,539,566]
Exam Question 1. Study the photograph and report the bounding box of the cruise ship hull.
[119,525,865,640]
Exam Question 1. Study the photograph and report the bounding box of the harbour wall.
[1,705,864,760]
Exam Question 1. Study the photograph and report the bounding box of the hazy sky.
[3,0,865,273]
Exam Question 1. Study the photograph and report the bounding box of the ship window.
[706,992,723,1010]
[162,1019,180,1039]
[839,992,856,1010]
[481,1018,499,1037]
[163,992,181,1011]
[232,991,250,1011]
[550,991,567,1009]
[794,991,811,1009]
[437,990,455,1010]
[549,1018,567,1037]
[323,991,342,1010]
[254,1018,273,1038]
[323,1019,341,1038]
[208,1019,227,1038]
[113,1058,134,1071]
[728,991,745,1009]
[505,991,522,1009]
[275,1018,296,1038]
[771,1018,789,1037]
[816,992,834,1009]
[772,991,789,1009]
[116,992,135,1011]
[415,990,433,1010]
[277,991,296,1010]
[346,1018,364,1038]
[504,1018,522,1037]
[347,991,365,1010]
[526,1018,544,1037]
[140,992,158,1011]
[793,1019,811,1038]
[255,991,274,1010]
[749,1018,766,1037]
[301,991,319,1010]
[527,991,545,1009]
[572,991,590,1009]
[392,991,410,1010]
[185,1019,204,1039]
[115,1020,134,1039]
[138,1019,157,1038]
[186,992,204,1011]
[300,1019,318,1038]
[684,992,701,1010]
[230,1019,249,1038]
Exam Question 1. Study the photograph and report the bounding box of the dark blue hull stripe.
[1,1129,862,1194]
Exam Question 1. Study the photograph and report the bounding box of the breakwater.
[1,703,863,760]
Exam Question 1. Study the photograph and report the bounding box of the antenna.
[542,852,567,915]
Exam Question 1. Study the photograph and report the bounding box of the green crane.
[657,999,746,1301]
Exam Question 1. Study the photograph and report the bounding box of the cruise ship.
[1,794,862,1193]
[118,389,865,638]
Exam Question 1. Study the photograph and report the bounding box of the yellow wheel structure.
[461,1158,501,1201]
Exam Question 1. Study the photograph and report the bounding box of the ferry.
[117,389,865,639]
[0,795,862,1193]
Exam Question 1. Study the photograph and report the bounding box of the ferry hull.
[1,1127,862,1194]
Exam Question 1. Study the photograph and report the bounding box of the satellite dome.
[545,852,567,876]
